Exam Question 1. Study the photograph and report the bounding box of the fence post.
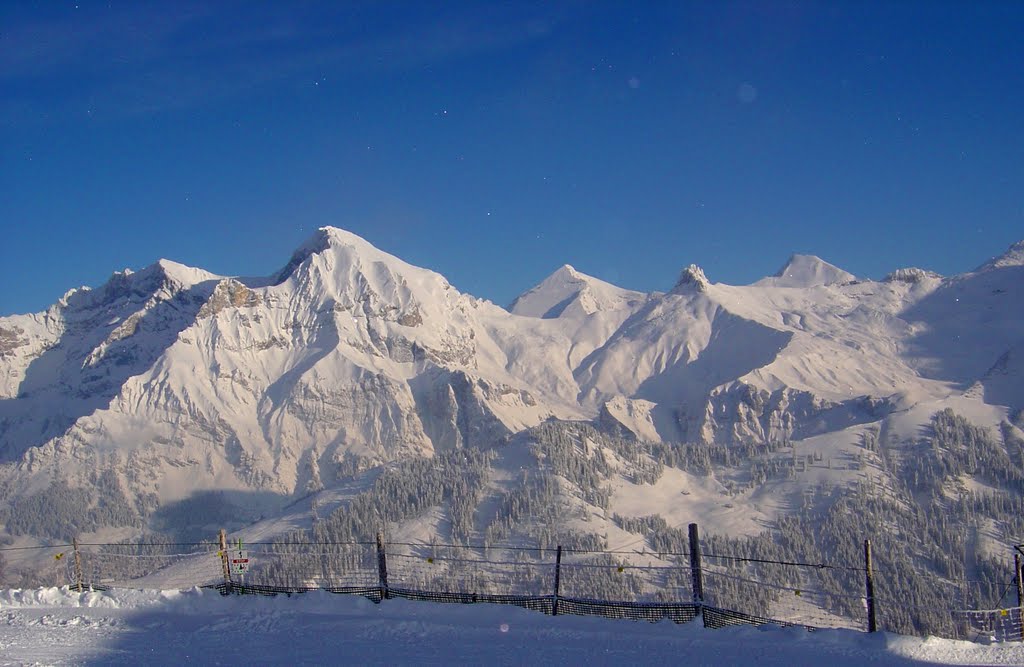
[72,537,83,593]
[1015,553,1024,642]
[219,529,232,593]
[552,545,563,616]
[864,539,877,633]
[376,531,390,600]
[688,523,704,607]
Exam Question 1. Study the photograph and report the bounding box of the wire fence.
[5,528,1023,644]
[875,572,1024,642]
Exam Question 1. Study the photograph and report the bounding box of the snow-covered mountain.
[2,228,1024,602]
[754,253,856,288]
[0,228,583,505]
[508,263,646,319]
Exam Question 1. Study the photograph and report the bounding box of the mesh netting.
[74,543,380,592]
[703,605,809,630]
[204,582,383,600]
[239,544,378,589]
[875,575,1020,640]
[950,607,1024,643]
[77,544,222,590]
[556,597,699,623]
[388,548,554,596]
[702,567,866,631]
[701,557,867,631]
[387,588,554,614]
[27,539,1020,644]
[558,551,694,604]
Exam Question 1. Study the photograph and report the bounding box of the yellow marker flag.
[55,553,64,561]
[427,557,434,564]
[1001,609,1009,617]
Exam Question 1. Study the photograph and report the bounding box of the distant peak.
[154,258,182,271]
[271,225,453,301]
[99,259,212,292]
[155,258,212,278]
[775,254,842,278]
[274,227,359,284]
[508,264,592,316]
[527,264,586,285]
[554,264,582,280]
[509,263,640,318]
[673,264,709,292]
[884,267,942,284]
[317,226,375,247]
[144,259,219,288]
[975,240,1024,272]
[56,258,220,312]
[57,286,90,308]
[756,254,855,288]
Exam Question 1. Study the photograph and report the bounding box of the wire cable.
[0,543,74,552]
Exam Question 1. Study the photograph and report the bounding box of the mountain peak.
[509,265,641,318]
[71,259,217,309]
[149,259,220,287]
[884,267,943,284]
[273,226,377,284]
[317,225,376,248]
[509,264,592,317]
[975,240,1024,272]
[672,264,709,292]
[554,264,582,280]
[269,225,456,316]
[756,254,855,288]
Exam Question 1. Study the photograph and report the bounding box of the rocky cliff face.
[678,384,895,445]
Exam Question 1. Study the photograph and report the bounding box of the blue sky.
[2,1,1022,315]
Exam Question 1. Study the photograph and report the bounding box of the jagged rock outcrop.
[679,384,894,445]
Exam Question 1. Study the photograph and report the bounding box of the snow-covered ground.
[1,587,1022,666]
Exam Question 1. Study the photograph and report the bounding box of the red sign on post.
[230,550,250,575]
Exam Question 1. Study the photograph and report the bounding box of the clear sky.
[2,1,1022,316]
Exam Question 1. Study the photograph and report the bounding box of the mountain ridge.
[2,228,1024,610]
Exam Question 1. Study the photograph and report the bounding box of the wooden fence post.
[688,523,704,606]
[552,545,563,616]
[72,537,83,593]
[219,529,231,593]
[864,539,877,633]
[376,531,390,600]
[1015,553,1024,642]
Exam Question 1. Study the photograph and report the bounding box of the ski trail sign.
[230,550,250,575]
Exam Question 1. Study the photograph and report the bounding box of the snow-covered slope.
[979,342,1024,411]
[0,260,222,461]
[3,587,1019,666]
[507,263,648,368]
[976,239,1024,272]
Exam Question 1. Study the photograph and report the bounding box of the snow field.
[2,586,1024,666]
